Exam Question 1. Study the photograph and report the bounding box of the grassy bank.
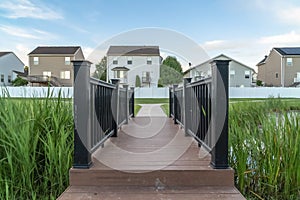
[134,98,169,116]
[229,98,300,199]
[0,95,73,199]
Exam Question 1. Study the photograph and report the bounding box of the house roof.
[107,46,160,56]
[28,46,81,55]
[0,52,12,57]
[111,66,130,71]
[184,54,255,74]
[257,55,268,66]
[274,47,300,55]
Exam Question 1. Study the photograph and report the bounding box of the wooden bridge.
[58,60,245,199]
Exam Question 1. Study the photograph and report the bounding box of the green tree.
[135,75,141,87]
[159,56,183,86]
[162,56,183,74]
[93,56,107,81]
[12,77,28,86]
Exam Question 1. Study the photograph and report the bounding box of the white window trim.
[65,57,71,65]
[33,57,39,65]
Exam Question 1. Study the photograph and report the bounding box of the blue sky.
[1,0,300,71]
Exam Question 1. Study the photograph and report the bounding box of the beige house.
[28,46,84,86]
[257,47,300,87]
[184,54,255,87]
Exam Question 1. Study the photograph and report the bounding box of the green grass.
[135,98,169,104]
[160,104,169,116]
[134,98,169,116]
[134,104,142,116]
[229,98,300,199]
[0,91,73,199]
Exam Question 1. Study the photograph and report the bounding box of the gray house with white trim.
[185,54,255,87]
[107,46,162,87]
[0,52,24,86]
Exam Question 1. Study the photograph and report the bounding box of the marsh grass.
[229,98,300,199]
[0,90,73,199]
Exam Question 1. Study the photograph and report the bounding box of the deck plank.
[59,116,245,199]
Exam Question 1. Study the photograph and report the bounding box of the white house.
[184,54,255,87]
[107,46,162,87]
[0,52,25,86]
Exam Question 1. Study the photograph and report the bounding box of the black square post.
[173,84,178,124]
[183,78,192,135]
[130,87,135,118]
[210,60,230,169]
[72,60,93,169]
[111,79,120,137]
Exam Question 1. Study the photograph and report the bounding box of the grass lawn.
[134,98,169,116]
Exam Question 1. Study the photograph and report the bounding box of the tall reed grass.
[229,98,300,199]
[0,90,73,199]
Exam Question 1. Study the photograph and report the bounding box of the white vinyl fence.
[229,87,300,98]
[1,86,300,99]
[0,87,73,98]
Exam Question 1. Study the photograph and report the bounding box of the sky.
[1,0,300,71]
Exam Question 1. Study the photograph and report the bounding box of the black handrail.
[72,60,134,169]
[169,60,230,169]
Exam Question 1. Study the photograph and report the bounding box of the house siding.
[257,49,300,87]
[0,53,24,86]
[283,56,300,86]
[188,55,254,87]
[29,51,84,86]
[107,55,160,87]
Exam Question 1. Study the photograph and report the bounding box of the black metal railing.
[129,87,134,117]
[72,61,134,169]
[169,60,230,169]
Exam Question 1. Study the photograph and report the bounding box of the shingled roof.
[107,46,160,56]
[0,52,12,57]
[274,47,300,55]
[28,46,81,55]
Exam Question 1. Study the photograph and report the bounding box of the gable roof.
[257,55,268,66]
[184,54,254,74]
[274,47,300,55]
[0,52,12,58]
[28,46,82,55]
[107,46,160,56]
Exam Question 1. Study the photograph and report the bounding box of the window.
[33,57,39,65]
[275,73,279,78]
[142,71,151,83]
[1,74,4,82]
[60,71,71,79]
[65,57,71,65]
[43,71,51,77]
[287,58,293,66]
[127,57,132,65]
[230,70,235,78]
[147,57,152,65]
[113,58,118,65]
[8,75,11,83]
[245,70,250,79]
[114,71,124,78]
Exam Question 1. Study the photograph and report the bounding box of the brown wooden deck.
[58,116,245,200]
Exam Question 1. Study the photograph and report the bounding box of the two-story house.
[0,52,25,86]
[184,54,255,87]
[107,46,161,87]
[28,46,85,86]
[257,47,300,87]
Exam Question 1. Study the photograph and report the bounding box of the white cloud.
[201,30,300,70]
[253,0,300,26]
[259,31,300,45]
[15,44,31,65]
[0,25,56,40]
[0,0,63,20]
